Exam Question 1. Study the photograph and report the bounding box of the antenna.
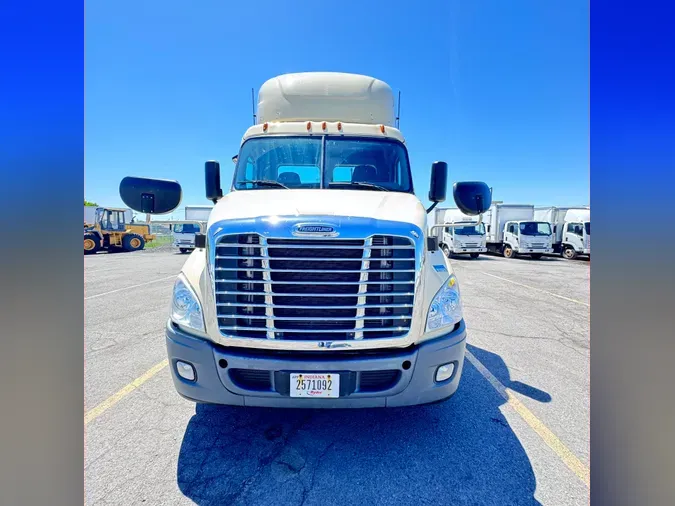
[395,91,401,128]
[251,88,256,125]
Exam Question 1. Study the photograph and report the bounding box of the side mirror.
[428,161,448,203]
[119,176,182,214]
[205,160,223,203]
[194,233,206,249]
[452,182,492,215]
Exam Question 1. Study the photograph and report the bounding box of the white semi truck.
[533,206,590,259]
[173,205,213,254]
[484,203,554,259]
[431,207,487,259]
[118,72,492,408]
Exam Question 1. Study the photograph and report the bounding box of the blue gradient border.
[0,1,84,505]
[591,0,675,505]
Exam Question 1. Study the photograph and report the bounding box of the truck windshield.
[519,222,552,236]
[233,136,414,193]
[174,224,200,234]
[584,222,590,235]
[451,224,485,235]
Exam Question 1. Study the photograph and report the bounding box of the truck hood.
[208,189,427,230]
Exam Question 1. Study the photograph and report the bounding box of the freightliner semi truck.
[118,72,491,408]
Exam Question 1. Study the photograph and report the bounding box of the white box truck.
[484,203,554,259]
[431,207,487,259]
[118,72,493,408]
[173,205,213,253]
[534,206,590,259]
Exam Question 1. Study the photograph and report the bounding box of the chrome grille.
[214,234,416,341]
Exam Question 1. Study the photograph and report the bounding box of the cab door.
[564,222,584,251]
[504,222,518,249]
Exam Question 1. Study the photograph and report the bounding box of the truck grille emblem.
[293,223,339,237]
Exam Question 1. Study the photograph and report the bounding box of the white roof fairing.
[257,72,396,126]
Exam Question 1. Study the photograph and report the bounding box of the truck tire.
[180,248,189,254]
[470,253,480,259]
[122,233,145,252]
[562,246,577,260]
[530,253,543,260]
[442,245,451,258]
[84,233,100,255]
[503,245,515,258]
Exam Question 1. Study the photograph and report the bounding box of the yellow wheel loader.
[84,207,155,254]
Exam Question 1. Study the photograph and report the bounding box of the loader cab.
[96,208,127,232]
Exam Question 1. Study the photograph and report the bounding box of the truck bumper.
[174,243,195,249]
[165,320,467,408]
[582,249,590,255]
[518,248,553,254]
[452,247,487,254]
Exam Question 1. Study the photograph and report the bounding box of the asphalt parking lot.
[85,248,590,506]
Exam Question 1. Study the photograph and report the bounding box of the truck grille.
[214,234,416,341]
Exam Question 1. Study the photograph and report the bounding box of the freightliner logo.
[292,224,339,237]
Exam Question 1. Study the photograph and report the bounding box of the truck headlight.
[171,275,205,332]
[426,274,463,332]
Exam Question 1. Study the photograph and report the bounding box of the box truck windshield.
[174,224,201,234]
[519,222,552,236]
[452,223,485,235]
[234,136,413,193]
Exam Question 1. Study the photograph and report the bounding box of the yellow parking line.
[465,350,590,487]
[84,359,169,425]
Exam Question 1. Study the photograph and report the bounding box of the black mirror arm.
[426,202,439,214]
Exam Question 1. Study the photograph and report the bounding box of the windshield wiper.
[237,179,289,189]
[328,181,390,192]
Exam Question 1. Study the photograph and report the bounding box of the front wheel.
[84,233,100,255]
[530,253,543,260]
[179,248,190,254]
[442,245,451,258]
[503,245,516,258]
[562,246,577,260]
[122,233,145,252]
[470,253,480,259]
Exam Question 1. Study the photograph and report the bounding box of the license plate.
[290,373,339,398]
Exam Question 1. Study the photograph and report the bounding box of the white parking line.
[478,272,589,307]
[452,263,589,307]
[84,275,176,300]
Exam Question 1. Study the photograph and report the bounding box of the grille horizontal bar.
[215,291,415,297]
[216,255,415,262]
[220,244,414,250]
[216,280,415,286]
[216,314,412,322]
[215,267,415,273]
[218,326,411,333]
[217,303,413,309]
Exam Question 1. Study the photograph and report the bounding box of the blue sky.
[86,0,589,218]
